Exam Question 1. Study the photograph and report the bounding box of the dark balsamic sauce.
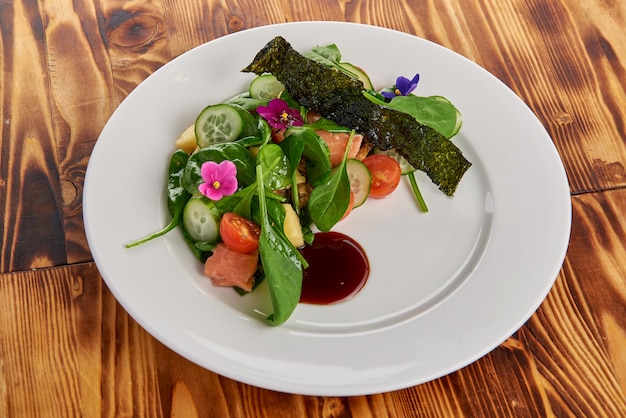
[299,231,370,305]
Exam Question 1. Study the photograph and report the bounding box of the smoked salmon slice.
[204,243,259,292]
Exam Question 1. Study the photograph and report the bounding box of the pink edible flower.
[257,98,304,129]
[198,160,238,200]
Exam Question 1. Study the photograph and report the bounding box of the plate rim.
[84,21,572,395]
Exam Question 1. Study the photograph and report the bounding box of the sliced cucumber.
[182,197,221,243]
[195,103,256,148]
[374,148,416,175]
[195,104,243,147]
[249,74,285,100]
[346,159,371,207]
[338,62,374,90]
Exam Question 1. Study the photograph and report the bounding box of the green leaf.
[257,143,291,190]
[278,134,307,210]
[256,164,303,326]
[284,127,331,187]
[224,92,267,112]
[364,92,462,139]
[167,149,192,216]
[182,142,256,194]
[306,132,354,232]
[307,167,350,232]
[305,116,351,133]
[126,150,191,248]
[303,44,343,69]
[214,182,257,220]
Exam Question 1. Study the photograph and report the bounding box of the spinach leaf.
[167,149,192,216]
[303,44,343,70]
[284,127,331,187]
[182,142,256,194]
[307,133,355,232]
[126,150,191,248]
[257,143,291,190]
[297,205,315,246]
[256,164,303,326]
[224,92,267,112]
[257,118,273,146]
[214,182,257,220]
[364,92,462,139]
[278,134,306,209]
[302,44,365,85]
[305,116,351,133]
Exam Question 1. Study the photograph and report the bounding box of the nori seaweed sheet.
[242,36,471,196]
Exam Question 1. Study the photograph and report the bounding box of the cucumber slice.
[346,159,371,207]
[182,197,221,243]
[338,62,374,90]
[374,148,416,175]
[249,74,285,100]
[195,103,250,148]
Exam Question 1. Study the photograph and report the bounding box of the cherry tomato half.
[362,154,402,198]
[219,212,261,253]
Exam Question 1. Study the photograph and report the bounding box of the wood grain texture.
[2,0,624,271]
[0,1,67,272]
[2,0,626,416]
[2,192,626,418]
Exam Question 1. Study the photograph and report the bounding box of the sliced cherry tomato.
[219,212,261,253]
[362,154,402,198]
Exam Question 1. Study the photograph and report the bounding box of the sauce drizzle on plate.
[299,231,369,304]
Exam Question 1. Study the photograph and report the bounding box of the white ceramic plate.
[84,22,571,396]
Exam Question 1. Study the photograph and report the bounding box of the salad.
[126,39,467,326]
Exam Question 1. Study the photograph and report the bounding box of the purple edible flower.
[257,98,304,129]
[381,73,420,99]
[198,160,238,201]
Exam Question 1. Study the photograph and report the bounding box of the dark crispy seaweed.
[242,36,471,196]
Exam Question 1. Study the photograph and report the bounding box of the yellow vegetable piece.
[282,204,304,248]
[175,124,197,155]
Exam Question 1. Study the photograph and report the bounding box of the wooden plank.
[41,0,119,264]
[3,183,626,416]
[453,0,626,194]
[99,0,172,101]
[0,263,103,417]
[0,1,67,272]
[3,0,626,269]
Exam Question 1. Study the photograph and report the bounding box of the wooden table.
[1,0,625,416]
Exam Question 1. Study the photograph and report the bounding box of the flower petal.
[200,161,219,182]
[217,160,237,178]
[395,73,420,96]
[220,177,238,196]
[204,187,224,201]
[257,98,303,129]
